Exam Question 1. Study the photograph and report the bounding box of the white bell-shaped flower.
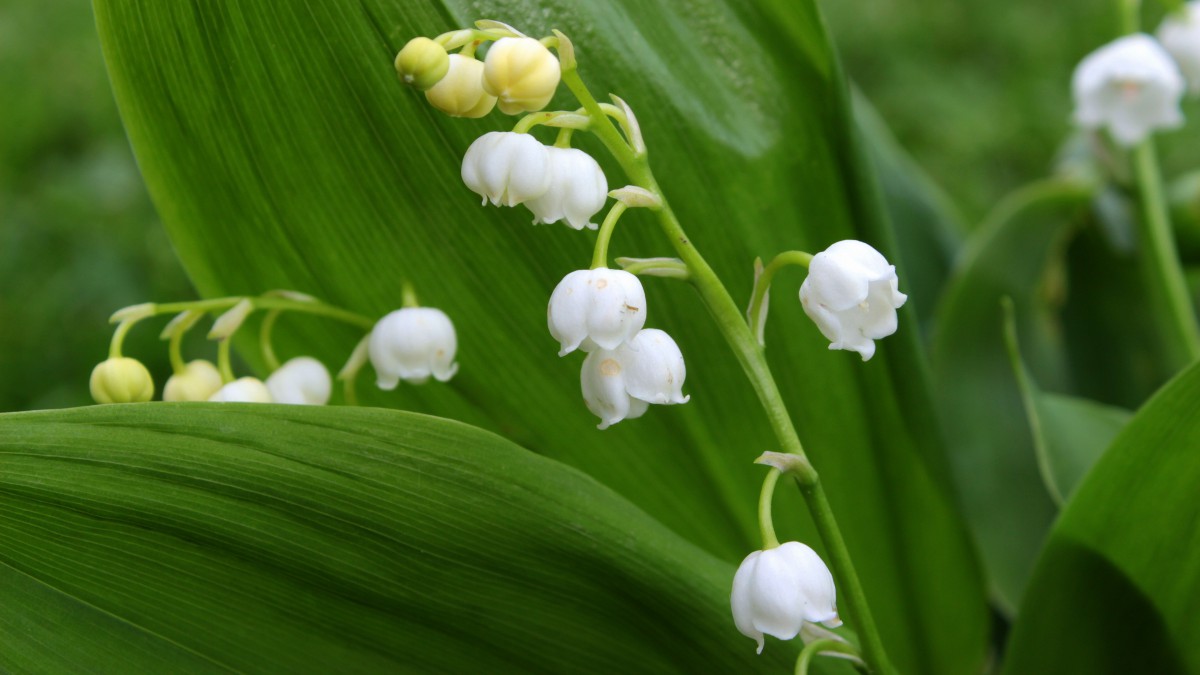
[1072,33,1185,146]
[1158,3,1200,94]
[163,359,223,402]
[548,268,646,356]
[425,54,496,118]
[730,542,841,655]
[208,377,273,403]
[461,131,552,207]
[90,357,155,404]
[799,240,907,362]
[369,307,458,388]
[580,328,689,430]
[482,37,562,114]
[524,146,608,230]
[266,356,332,405]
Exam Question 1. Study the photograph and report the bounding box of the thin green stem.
[1119,0,1142,33]
[168,328,187,374]
[150,296,374,331]
[108,320,136,359]
[591,202,628,269]
[758,468,782,549]
[795,639,862,675]
[559,64,892,674]
[402,283,420,309]
[260,309,283,372]
[217,339,234,383]
[343,377,358,406]
[747,250,814,343]
[1133,140,1200,368]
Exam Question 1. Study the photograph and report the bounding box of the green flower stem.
[401,283,420,310]
[217,338,235,383]
[747,250,814,343]
[167,327,187,374]
[591,201,628,269]
[794,639,862,675]
[758,468,782,549]
[259,309,283,372]
[108,320,136,359]
[1133,139,1200,368]
[150,296,374,331]
[559,65,895,675]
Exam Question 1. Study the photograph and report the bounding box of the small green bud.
[395,37,450,91]
[90,357,155,404]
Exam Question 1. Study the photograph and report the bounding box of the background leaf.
[0,404,799,673]
[93,0,987,671]
[1001,360,1200,675]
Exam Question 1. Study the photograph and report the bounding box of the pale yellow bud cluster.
[90,357,155,404]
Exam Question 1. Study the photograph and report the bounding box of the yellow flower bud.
[395,37,450,91]
[482,37,561,115]
[425,54,496,118]
[163,359,224,402]
[90,357,155,404]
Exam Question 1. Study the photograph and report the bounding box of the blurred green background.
[0,0,1192,412]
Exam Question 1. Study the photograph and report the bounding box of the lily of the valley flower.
[90,357,155,404]
[548,268,646,355]
[731,541,841,655]
[1158,2,1200,94]
[482,37,561,114]
[461,131,552,207]
[395,37,450,91]
[266,356,332,405]
[208,377,273,403]
[369,307,459,388]
[580,328,688,429]
[525,146,608,230]
[1072,33,1185,146]
[163,359,223,402]
[425,54,497,118]
[799,240,907,362]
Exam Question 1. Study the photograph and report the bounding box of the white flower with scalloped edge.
[1072,33,1185,146]
[369,307,459,389]
[580,328,688,430]
[799,240,907,362]
[266,356,332,405]
[524,146,608,231]
[731,541,841,655]
[462,131,552,207]
[208,377,273,403]
[1158,2,1200,94]
[548,268,646,356]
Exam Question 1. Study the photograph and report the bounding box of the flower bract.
[1072,33,1185,146]
[799,240,907,362]
[369,307,459,388]
[548,268,646,355]
[266,356,332,405]
[730,541,841,655]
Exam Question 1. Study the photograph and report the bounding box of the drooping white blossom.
[548,268,646,355]
[90,357,155,404]
[425,54,497,118]
[730,542,841,655]
[461,131,552,207]
[1158,2,1200,94]
[1072,33,1185,146]
[266,356,332,405]
[208,377,273,403]
[799,240,907,362]
[482,37,562,114]
[163,359,224,402]
[524,146,608,230]
[580,328,688,429]
[369,307,459,388]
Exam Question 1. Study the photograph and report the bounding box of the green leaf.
[1002,299,1132,504]
[0,403,798,672]
[1001,360,1200,674]
[931,177,1094,612]
[93,1,987,671]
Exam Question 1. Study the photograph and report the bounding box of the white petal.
[369,307,458,388]
[525,147,607,229]
[731,551,767,654]
[584,269,646,351]
[580,350,632,429]
[209,377,273,403]
[774,542,839,626]
[1071,34,1185,146]
[548,270,596,356]
[747,548,807,641]
[619,329,688,405]
[266,356,332,405]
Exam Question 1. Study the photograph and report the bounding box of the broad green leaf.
[0,404,800,673]
[94,1,987,671]
[1003,300,1132,505]
[1001,360,1200,674]
[931,177,1094,612]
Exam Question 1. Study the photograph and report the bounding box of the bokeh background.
[0,0,1191,411]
